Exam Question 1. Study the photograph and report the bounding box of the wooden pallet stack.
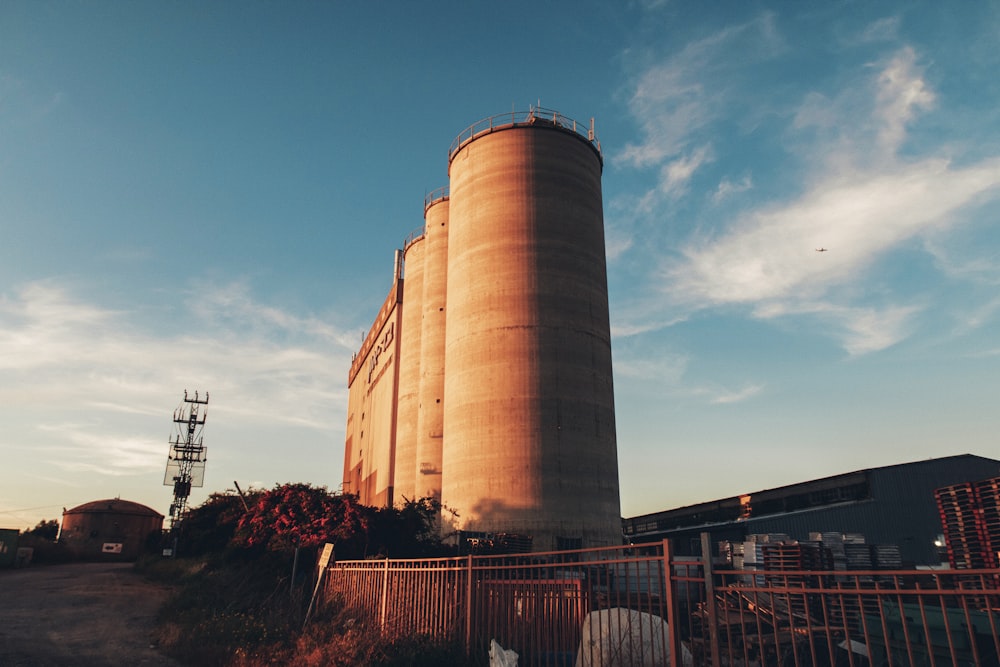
[935,481,990,569]
[973,477,1000,568]
[871,543,902,569]
[759,541,832,621]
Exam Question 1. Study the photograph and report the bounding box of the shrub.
[233,484,369,556]
[145,485,459,665]
[151,552,301,665]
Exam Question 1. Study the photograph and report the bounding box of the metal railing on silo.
[447,107,602,164]
[423,186,449,215]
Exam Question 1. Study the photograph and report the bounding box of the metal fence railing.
[323,539,1000,666]
[423,186,449,214]
[447,107,602,164]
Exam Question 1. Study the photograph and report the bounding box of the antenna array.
[164,390,209,530]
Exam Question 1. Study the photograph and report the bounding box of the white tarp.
[838,639,869,657]
[490,638,519,667]
[575,608,694,667]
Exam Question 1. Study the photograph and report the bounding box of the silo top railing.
[402,225,424,252]
[448,107,602,164]
[423,186,449,213]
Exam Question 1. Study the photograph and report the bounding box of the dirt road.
[0,561,184,667]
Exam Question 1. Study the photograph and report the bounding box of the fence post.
[701,532,720,667]
[464,554,474,656]
[663,539,682,667]
[380,557,390,631]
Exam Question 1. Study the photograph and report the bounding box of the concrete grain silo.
[440,110,622,551]
[415,191,449,501]
[393,231,426,505]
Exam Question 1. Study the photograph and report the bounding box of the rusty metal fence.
[323,540,1000,666]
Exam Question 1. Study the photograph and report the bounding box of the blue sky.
[2,1,998,530]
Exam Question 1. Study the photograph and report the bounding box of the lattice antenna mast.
[164,390,209,530]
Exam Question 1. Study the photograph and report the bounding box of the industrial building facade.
[343,109,622,551]
[622,454,1000,566]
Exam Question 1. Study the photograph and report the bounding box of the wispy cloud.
[613,351,688,383]
[37,424,166,476]
[670,157,1000,305]
[755,301,923,357]
[713,175,753,203]
[0,281,354,477]
[856,17,902,45]
[923,235,1000,286]
[612,343,763,405]
[192,281,359,347]
[615,14,783,172]
[619,36,1000,354]
[659,145,713,200]
[947,294,1000,338]
[604,224,634,262]
[873,47,935,156]
[703,383,764,405]
[611,316,688,339]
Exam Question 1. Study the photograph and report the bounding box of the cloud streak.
[616,34,1000,355]
[0,281,354,478]
[615,14,783,172]
[671,157,1000,306]
[705,383,763,405]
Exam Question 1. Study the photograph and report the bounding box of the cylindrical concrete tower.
[441,110,621,551]
[393,230,425,505]
[415,190,449,500]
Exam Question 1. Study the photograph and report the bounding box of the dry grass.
[139,553,477,666]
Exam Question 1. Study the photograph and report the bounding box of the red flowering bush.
[179,492,249,555]
[233,483,368,553]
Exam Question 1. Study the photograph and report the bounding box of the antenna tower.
[164,390,209,530]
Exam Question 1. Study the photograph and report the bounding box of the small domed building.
[60,499,163,561]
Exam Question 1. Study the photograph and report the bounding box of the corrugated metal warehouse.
[623,454,1000,566]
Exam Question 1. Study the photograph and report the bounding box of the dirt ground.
[0,561,184,667]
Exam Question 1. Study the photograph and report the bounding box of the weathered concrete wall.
[441,123,622,550]
[343,281,403,507]
[393,235,425,506]
[415,197,449,501]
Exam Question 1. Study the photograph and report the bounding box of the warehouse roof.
[624,453,1000,531]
